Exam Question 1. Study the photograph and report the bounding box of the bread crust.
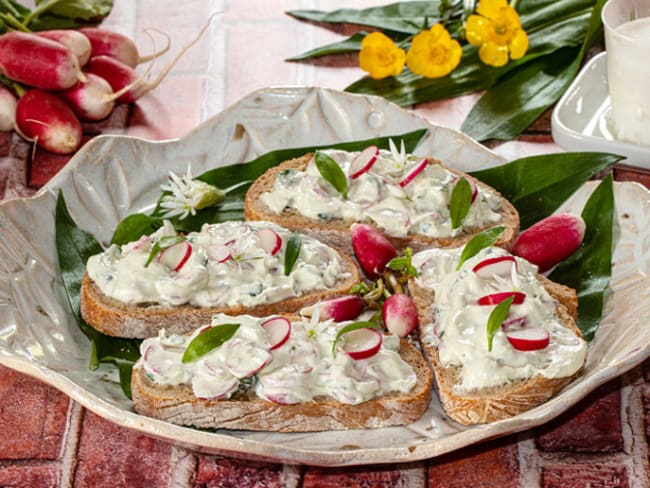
[131,338,433,432]
[80,246,360,338]
[244,154,520,255]
[408,274,584,426]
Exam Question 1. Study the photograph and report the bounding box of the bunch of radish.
[0,20,208,155]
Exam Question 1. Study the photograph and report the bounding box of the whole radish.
[0,32,86,90]
[80,27,169,68]
[16,89,82,154]
[36,29,92,67]
[62,72,115,120]
[0,85,17,131]
[84,55,144,103]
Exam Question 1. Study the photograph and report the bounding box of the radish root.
[136,27,171,64]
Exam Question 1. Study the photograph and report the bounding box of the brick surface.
[642,385,650,439]
[0,464,60,488]
[194,456,288,488]
[541,463,629,488]
[303,465,404,488]
[536,381,623,453]
[74,411,174,488]
[427,438,520,488]
[0,366,69,460]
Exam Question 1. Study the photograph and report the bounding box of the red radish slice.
[261,317,291,350]
[349,145,379,179]
[472,255,517,278]
[256,228,282,255]
[477,291,526,306]
[206,244,231,263]
[157,241,192,271]
[224,342,272,378]
[382,293,419,337]
[302,295,364,322]
[452,176,478,203]
[132,235,151,251]
[399,158,428,187]
[340,328,382,360]
[502,315,528,330]
[506,327,550,351]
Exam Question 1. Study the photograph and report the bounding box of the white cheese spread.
[86,220,350,308]
[260,149,504,238]
[412,246,587,391]
[139,313,417,404]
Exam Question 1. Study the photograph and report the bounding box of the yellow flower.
[405,24,462,78]
[359,32,406,79]
[466,0,529,67]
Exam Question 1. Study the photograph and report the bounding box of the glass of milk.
[602,0,650,146]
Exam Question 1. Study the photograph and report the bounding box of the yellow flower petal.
[466,15,492,46]
[476,0,508,20]
[359,32,406,79]
[509,28,529,59]
[406,25,462,78]
[478,42,509,67]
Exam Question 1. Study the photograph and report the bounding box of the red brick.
[427,438,519,488]
[642,385,650,439]
[536,381,623,453]
[0,464,60,488]
[614,166,650,191]
[642,357,650,381]
[0,366,69,460]
[74,411,174,488]
[542,463,629,488]
[194,456,286,488]
[0,130,13,156]
[303,465,403,488]
[28,149,72,188]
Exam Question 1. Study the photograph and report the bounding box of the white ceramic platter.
[552,52,650,170]
[1,87,649,467]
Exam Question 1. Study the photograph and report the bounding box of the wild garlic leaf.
[182,324,240,363]
[456,225,505,270]
[284,232,302,276]
[487,296,514,351]
[449,177,473,229]
[315,151,348,199]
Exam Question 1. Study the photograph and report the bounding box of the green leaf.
[457,225,505,270]
[284,232,302,276]
[486,296,514,351]
[55,191,140,398]
[111,213,162,245]
[449,176,472,229]
[144,235,186,267]
[470,152,622,229]
[314,151,348,199]
[286,32,366,61]
[332,321,378,356]
[33,0,112,21]
[387,247,419,278]
[182,323,240,363]
[549,174,614,342]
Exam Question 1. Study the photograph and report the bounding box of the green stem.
[23,0,67,27]
[0,12,29,32]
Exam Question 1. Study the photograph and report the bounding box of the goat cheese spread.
[140,313,417,404]
[86,221,350,308]
[412,246,587,391]
[260,149,504,238]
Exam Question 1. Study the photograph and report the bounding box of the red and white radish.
[451,175,478,203]
[224,340,272,378]
[61,73,115,121]
[350,223,397,279]
[472,255,517,278]
[339,327,382,360]
[0,32,86,90]
[511,213,586,272]
[256,228,282,255]
[36,29,92,67]
[261,317,292,350]
[15,89,82,155]
[506,327,550,351]
[399,158,428,187]
[0,85,17,132]
[502,315,527,330]
[301,295,364,322]
[157,241,192,272]
[477,291,526,306]
[206,244,231,263]
[349,145,378,179]
[382,293,418,337]
[80,27,170,68]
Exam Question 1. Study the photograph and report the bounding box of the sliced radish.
[339,328,382,360]
[261,317,292,350]
[206,244,231,263]
[382,293,418,337]
[132,235,151,251]
[477,291,526,306]
[256,228,282,255]
[224,340,272,378]
[451,176,478,203]
[398,158,428,187]
[506,327,550,351]
[157,241,192,272]
[472,255,517,278]
[349,145,379,179]
[502,315,528,330]
[301,295,364,322]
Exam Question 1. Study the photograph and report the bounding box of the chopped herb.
[386,247,419,278]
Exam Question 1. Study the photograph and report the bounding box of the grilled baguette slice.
[244,153,520,254]
[409,264,584,426]
[131,337,433,432]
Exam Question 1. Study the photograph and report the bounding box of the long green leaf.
[549,174,614,342]
[286,33,366,61]
[32,0,112,22]
[470,152,622,229]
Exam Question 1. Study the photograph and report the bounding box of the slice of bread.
[244,153,520,254]
[131,337,433,432]
[408,254,584,426]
